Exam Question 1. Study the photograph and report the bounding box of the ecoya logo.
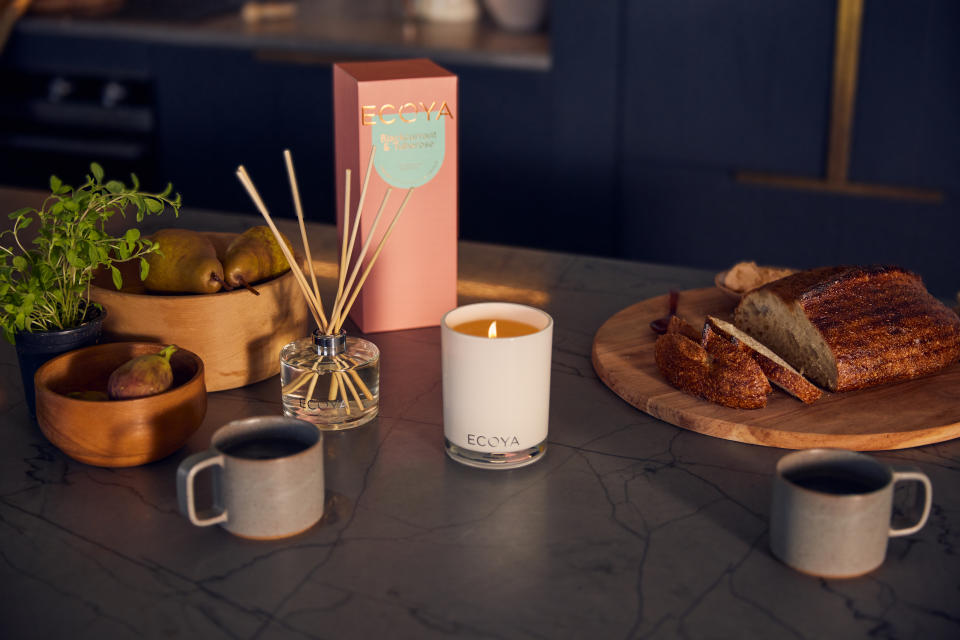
[365,101,452,188]
[360,101,454,126]
[466,434,522,448]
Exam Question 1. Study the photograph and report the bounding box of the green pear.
[205,233,233,264]
[223,226,293,292]
[107,345,177,399]
[144,229,225,294]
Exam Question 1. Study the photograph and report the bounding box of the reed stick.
[326,368,339,400]
[334,373,351,414]
[338,148,375,303]
[283,149,322,305]
[328,187,393,329]
[337,168,352,303]
[341,369,364,409]
[235,166,329,331]
[333,187,415,332]
[282,371,314,395]
[305,370,319,407]
[337,355,373,400]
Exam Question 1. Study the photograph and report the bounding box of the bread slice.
[706,316,822,404]
[734,265,960,391]
[654,329,772,410]
[666,315,701,342]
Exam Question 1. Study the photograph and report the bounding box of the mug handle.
[176,450,228,527]
[889,469,933,538]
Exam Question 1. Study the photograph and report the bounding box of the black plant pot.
[14,306,106,418]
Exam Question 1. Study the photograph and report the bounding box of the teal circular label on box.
[372,112,446,188]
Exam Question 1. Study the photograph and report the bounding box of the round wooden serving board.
[591,287,960,450]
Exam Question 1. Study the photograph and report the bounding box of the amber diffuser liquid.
[453,319,539,338]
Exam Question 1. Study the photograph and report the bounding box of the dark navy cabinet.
[1,1,957,295]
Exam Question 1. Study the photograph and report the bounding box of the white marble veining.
[1,198,958,639]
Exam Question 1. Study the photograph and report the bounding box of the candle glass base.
[280,331,380,431]
[444,438,546,470]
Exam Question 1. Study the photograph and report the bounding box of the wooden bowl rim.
[714,270,745,301]
[34,341,206,405]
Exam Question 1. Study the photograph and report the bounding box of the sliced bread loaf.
[733,265,960,392]
[706,315,822,404]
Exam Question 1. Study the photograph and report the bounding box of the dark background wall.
[1,0,958,296]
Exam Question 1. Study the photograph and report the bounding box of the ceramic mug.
[177,416,324,540]
[770,448,932,578]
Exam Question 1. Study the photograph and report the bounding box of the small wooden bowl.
[89,232,311,391]
[714,270,745,301]
[34,342,206,467]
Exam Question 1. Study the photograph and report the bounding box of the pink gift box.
[333,59,458,333]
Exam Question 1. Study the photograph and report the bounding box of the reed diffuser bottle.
[280,330,380,430]
[236,147,412,430]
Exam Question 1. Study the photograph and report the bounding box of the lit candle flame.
[487,321,498,339]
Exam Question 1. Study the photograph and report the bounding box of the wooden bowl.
[35,342,206,467]
[89,232,311,391]
[714,270,744,301]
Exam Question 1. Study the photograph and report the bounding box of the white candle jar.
[441,302,553,469]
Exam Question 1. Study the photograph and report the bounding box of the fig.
[107,345,178,399]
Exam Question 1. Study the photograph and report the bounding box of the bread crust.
[654,331,771,409]
[666,315,701,342]
[735,265,960,392]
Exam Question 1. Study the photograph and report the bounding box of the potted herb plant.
[0,163,181,415]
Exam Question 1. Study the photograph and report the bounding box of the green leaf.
[0,164,178,334]
[130,173,140,190]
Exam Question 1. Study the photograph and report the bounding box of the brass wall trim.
[737,172,943,203]
[737,0,944,203]
[826,0,863,183]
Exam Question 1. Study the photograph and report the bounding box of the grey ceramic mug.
[177,416,324,540]
[770,448,932,578]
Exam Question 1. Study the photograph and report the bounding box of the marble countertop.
[1,193,958,639]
